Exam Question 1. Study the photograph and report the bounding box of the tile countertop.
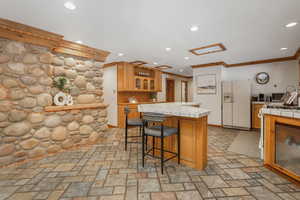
[252,101,284,105]
[252,101,266,104]
[138,102,210,118]
[118,101,166,105]
[261,107,300,119]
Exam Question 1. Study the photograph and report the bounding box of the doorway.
[181,81,188,102]
[166,79,175,102]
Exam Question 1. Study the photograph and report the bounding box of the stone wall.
[0,38,108,167]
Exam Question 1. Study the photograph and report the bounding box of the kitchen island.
[138,102,210,170]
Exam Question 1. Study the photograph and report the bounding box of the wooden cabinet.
[252,103,264,129]
[154,70,162,91]
[117,62,135,91]
[118,104,140,128]
[117,62,162,92]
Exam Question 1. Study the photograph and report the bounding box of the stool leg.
[125,124,128,151]
[145,135,148,151]
[161,136,164,174]
[142,126,145,168]
[139,126,142,136]
[178,120,181,164]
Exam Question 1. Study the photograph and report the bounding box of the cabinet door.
[118,105,140,128]
[155,70,162,91]
[117,63,135,91]
[252,104,263,129]
[150,79,155,91]
[143,79,148,90]
[135,78,141,89]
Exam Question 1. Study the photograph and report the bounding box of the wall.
[103,66,118,126]
[222,61,299,96]
[192,61,299,126]
[193,66,223,125]
[157,73,193,102]
[0,39,108,167]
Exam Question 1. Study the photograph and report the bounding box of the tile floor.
[0,127,299,200]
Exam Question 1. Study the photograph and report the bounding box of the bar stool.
[124,106,143,151]
[141,112,180,174]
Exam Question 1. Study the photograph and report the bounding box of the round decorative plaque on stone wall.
[54,92,68,106]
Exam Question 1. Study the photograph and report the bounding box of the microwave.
[272,93,284,102]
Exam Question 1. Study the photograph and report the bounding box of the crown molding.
[0,18,110,62]
[191,62,226,68]
[226,56,296,67]
[191,49,299,69]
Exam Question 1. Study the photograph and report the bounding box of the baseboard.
[208,124,222,128]
[108,124,118,128]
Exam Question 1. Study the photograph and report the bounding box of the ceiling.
[0,0,299,76]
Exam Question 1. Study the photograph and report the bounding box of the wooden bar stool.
[124,106,143,151]
[141,112,180,174]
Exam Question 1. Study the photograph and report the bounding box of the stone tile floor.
[0,127,300,200]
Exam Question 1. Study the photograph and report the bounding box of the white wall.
[103,66,118,126]
[193,66,223,125]
[192,61,299,126]
[188,80,193,102]
[222,61,298,96]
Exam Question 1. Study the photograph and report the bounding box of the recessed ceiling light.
[285,22,298,28]
[118,53,124,57]
[179,69,184,72]
[64,1,76,10]
[190,25,199,32]
[280,47,288,51]
[76,40,82,44]
[153,62,158,65]
[165,47,171,52]
[184,57,189,60]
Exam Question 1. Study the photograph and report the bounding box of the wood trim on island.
[0,18,110,62]
[264,114,300,183]
[45,103,108,112]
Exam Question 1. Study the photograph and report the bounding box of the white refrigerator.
[222,80,251,130]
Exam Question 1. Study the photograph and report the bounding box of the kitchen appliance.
[272,93,284,102]
[252,96,258,102]
[265,96,272,103]
[259,93,265,102]
[222,80,251,130]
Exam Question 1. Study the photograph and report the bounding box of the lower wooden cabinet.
[252,104,264,129]
[118,104,140,128]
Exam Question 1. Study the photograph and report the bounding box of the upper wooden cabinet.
[117,62,135,91]
[154,70,162,91]
[116,62,162,92]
